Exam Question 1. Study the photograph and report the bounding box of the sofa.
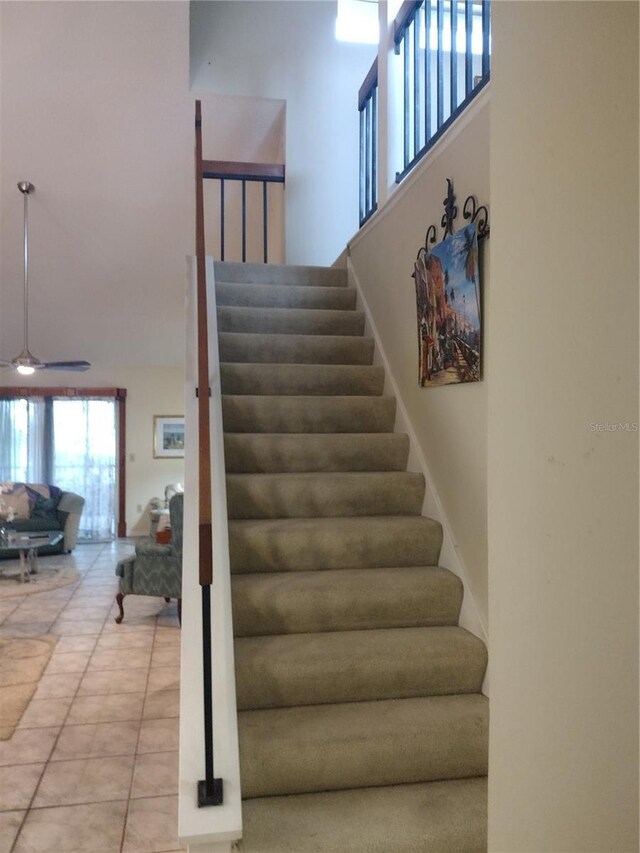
[0,482,85,558]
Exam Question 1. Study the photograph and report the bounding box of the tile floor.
[0,541,185,853]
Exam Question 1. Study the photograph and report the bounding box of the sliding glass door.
[51,399,117,540]
[0,396,118,541]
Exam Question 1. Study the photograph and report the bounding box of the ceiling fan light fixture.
[0,181,91,375]
[12,347,41,375]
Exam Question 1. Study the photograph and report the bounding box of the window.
[336,0,379,45]
[0,390,125,541]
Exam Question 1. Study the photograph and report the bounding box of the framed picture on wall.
[153,415,185,458]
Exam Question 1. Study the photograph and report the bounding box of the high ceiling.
[0,1,193,371]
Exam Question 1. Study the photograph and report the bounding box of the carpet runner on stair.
[216,261,488,853]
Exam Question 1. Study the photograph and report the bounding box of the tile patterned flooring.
[0,541,185,853]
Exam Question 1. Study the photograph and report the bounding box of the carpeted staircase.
[216,261,488,853]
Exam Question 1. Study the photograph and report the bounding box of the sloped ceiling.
[0,1,194,370]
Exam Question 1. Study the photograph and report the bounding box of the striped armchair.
[115,493,183,624]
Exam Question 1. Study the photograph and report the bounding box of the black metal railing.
[359,58,378,226]
[203,160,285,263]
[394,0,490,182]
[194,101,223,808]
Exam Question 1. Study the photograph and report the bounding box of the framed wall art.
[153,415,185,458]
[414,222,481,387]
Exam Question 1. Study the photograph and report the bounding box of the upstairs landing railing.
[358,0,491,222]
[203,159,285,264]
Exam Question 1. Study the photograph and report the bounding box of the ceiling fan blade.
[42,360,91,371]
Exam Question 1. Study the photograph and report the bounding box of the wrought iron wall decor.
[412,179,487,388]
[421,178,490,251]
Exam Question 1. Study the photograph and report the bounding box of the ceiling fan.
[0,181,90,375]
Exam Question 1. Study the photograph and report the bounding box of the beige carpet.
[0,634,58,739]
[0,561,80,598]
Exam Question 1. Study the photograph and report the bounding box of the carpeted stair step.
[223,432,410,473]
[229,515,443,574]
[220,363,384,396]
[232,566,463,636]
[217,305,365,336]
[237,777,487,853]
[222,395,396,433]
[238,693,488,798]
[215,261,347,287]
[235,626,487,710]
[216,281,357,310]
[219,332,374,365]
[226,471,425,520]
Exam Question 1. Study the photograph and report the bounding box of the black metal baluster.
[465,0,473,95]
[197,584,223,806]
[450,0,458,111]
[220,179,225,262]
[413,11,420,158]
[403,29,410,168]
[365,98,371,216]
[359,107,365,223]
[482,0,490,78]
[241,179,247,263]
[262,182,268,264]
[437,0,444,128]
[371,85,378,212]
[425,0,432,144]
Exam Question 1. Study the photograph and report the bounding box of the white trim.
[348,256,488,653]
[349,84,491,251]
[179,256,242,848]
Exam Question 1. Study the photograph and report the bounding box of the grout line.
[8,541,131,853]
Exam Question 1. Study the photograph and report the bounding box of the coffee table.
[0,531,64,583]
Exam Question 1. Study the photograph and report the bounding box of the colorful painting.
[414,223,481,387]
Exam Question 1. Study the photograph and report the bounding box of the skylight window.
[336,0,379,45]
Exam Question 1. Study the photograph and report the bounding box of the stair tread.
[215,261,348,287]
[226,470,425,520]
[220,362,384,396]
[222,394,397,434]
[216,281,357,309]
[223,432,410,473]
[218,332,374,365]
[218,305,365,337]
[238,777,487,853]
[229,515,443,573]
[238,693,488,797]
[235,625,487,709]
[232,565,463,636]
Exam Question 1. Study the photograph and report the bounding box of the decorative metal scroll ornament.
[422,178,490,252]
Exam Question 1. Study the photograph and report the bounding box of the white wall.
[348,94,490,631]
[190,0,375,266]
[1,366,185,537]
[488,3,639,850]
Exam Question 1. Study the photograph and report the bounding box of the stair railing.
[358,0,490,216]
[203,159,285,263]
[178,100,241,849]
[359,58,378,227]
[393,0,491,182]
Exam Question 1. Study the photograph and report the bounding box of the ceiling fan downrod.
[17,182,36,374]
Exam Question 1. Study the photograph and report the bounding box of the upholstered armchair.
[115,493,183,624]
